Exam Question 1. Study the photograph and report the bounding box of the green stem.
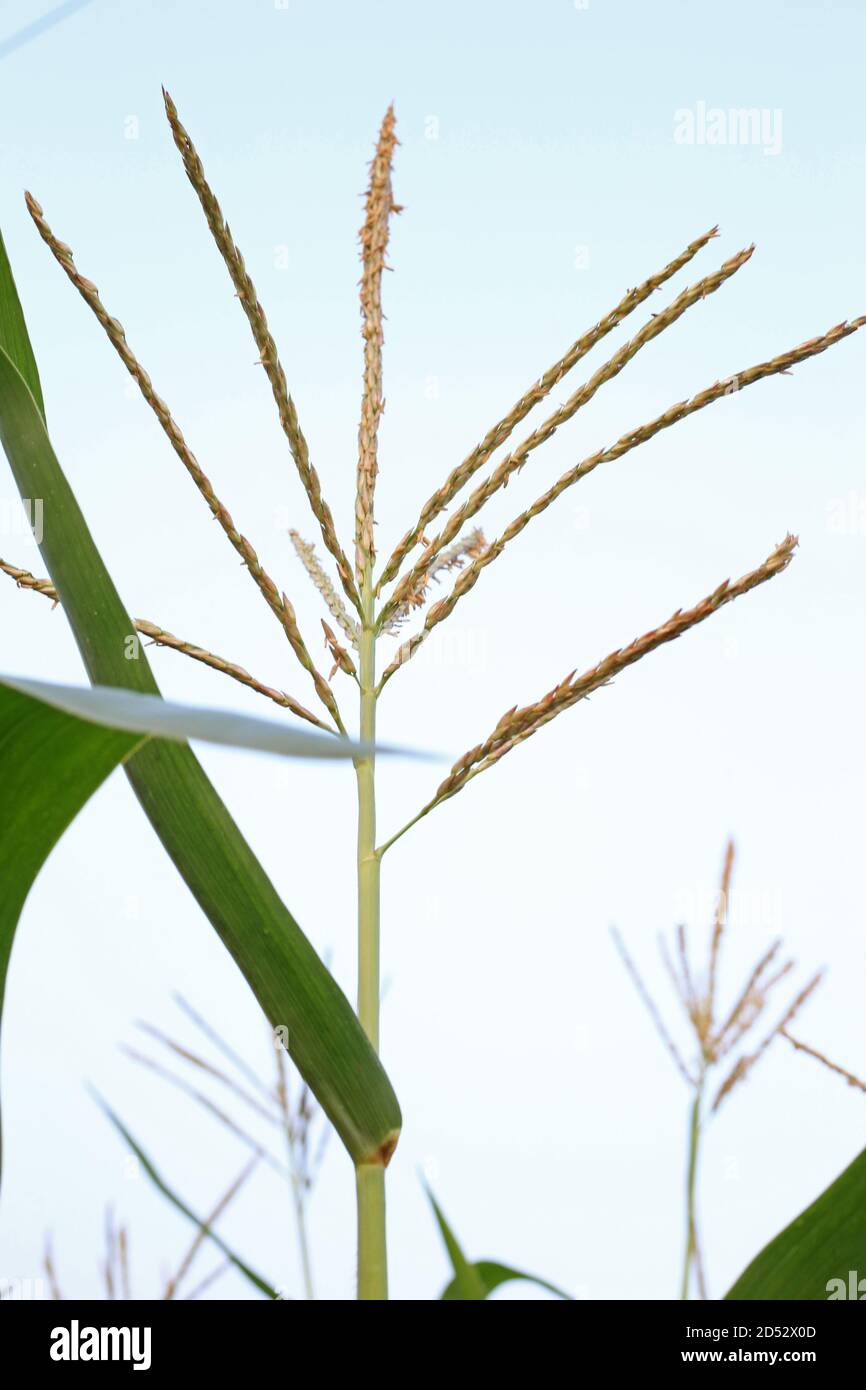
[288,1165,314,1301]
[355,578,388,1299]
[356,609,380,1050]
[356,1164,387,1299]
[680,1071,706,1300]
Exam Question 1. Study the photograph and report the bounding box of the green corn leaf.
[96,1097,280,1300]
[0,223,401,1168]
[427,1186,488,1300]
[0,679,142,1171]
[0,673,370,761]
[441,1259,573,1302]
[426,1184,572,1300]
[0,229,44,419]
[726,1145,866,1300]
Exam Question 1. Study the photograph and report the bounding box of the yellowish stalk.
[355,579,387,1298]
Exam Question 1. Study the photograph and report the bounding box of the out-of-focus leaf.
[97,1098,279,1299]
[726,1145,866,1300]
[0,673,367,760]
[441,1259,573,1302]
[426,1184,572,1301]
[427,1186,487,1299]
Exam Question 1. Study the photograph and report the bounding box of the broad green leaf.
[0,224,401,1167]
[0,230,44,419]
[97,1098,279,1299]
[0,673,368,760]
[0,680,141,1170]
[441,1260,573,1302]
[426,1184,572,1300]
[726,1145,866,1300]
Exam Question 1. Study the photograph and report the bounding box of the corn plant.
[613,841,827,1299]
[609,841,866,1302]
[0,93,863,1299]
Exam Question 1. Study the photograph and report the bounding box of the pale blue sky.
[0,0,864,1300]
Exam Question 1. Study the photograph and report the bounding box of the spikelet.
[712,940,784,1056]
[714,960,796,1063]
[677,924,705,1045]
[712,972,824,1111]
[0,561,334,730]
[380,318,864,668]
[423,535,797,795]
[383,244,754,621]
[706,839,735,1027]
[290,531,360,648]
[355,105,400,585]
[135,620,334,731]
[280,592,345,731]
[610,927,696,1085]
[25,193,344,729]
[381,528,487,634]
[612,842,827,1124]
[377,225,721,592]
[781,1032,866,1095]
[0,556,58,602]
[659,933,693,1014]
[322,621,358,682]
[161,90,359,613]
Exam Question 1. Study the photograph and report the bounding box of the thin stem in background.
[183,1260,231,1302]
[274,1039,315,1301]
[122,1045,291,1180]
[172,993,276,1105]
[43,1237,63,1300]
[680,1072,707,1301]
[163,1156,258,1300]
